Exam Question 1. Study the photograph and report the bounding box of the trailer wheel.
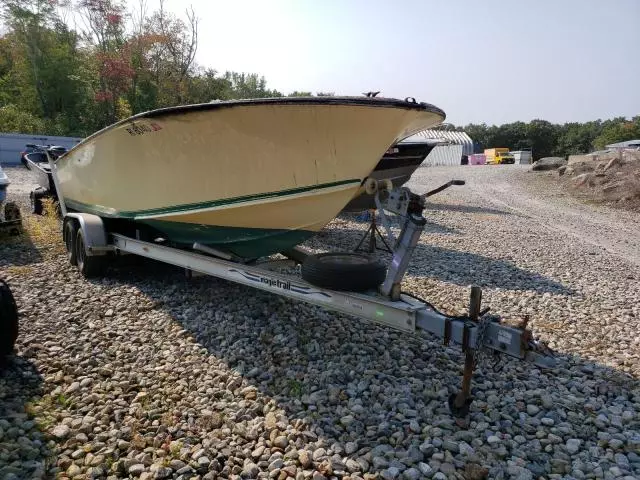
[75,229,103,278]
[64,219,78,266]
[29,188,46,215]
[301,252,386,292]
[0,278,19,366]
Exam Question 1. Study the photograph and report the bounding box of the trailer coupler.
[425,286,556,420]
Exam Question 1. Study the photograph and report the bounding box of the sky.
[161,0,639,126]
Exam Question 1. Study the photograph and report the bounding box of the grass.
[24,197,64,252]
[288,379,305,398]
[55,393,74,409]
[3,197,65,259]
[3,264,35,275]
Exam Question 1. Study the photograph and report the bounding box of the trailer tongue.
[45,147,555,420]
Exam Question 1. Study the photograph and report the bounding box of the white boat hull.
[57,97,445,257]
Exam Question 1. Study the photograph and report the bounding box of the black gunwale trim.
[62,96,446,154]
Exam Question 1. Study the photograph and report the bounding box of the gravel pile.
[0,165,639,480]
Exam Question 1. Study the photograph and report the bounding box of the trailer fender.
[64,213,111,256]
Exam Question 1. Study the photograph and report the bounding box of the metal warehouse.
[403,129,474,166]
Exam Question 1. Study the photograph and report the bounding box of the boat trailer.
[45,149,555,419]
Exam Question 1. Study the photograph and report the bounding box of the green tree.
[0,104,47,133]
[593,116,640,150]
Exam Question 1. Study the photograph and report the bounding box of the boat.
[20,144,68,213]
[342,137,441,212]
[55,96,446,257]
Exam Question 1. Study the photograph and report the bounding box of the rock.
[408,420,420,433]
[192,449,206,460]
[419,443,434,457]
[252,445,265,460]
[312,449,326,461]
[373,457,389,470]
[406,446,423,463]
[298,450,312,468]
[52,424,71,439]
[532,157,566,171]
[269,459,284,471]
[381,467,400,480]
[340,415,355,427]
[65,382,80,394]
[459,441,474,456]
[150,464,172,479]
[67,464,82,477]
[418,462,434,477]
[273,436,288,450]
[487,436,500,445]
[402,468,420,480]
[241,462,259,478]
[345,442,358,455]
[264,412,277,430]
[573,172,593,187]
[566,439,582,454]
[527,405,540,416]
[604,157,621,171]
[129,464,146,475]
[464,463,489,480]
[346,459,360,473]
[442,440,459,453]
[439,463,455,475]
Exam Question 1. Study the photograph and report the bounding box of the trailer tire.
[0,278,19,366]
[64,219,78,266]
[30,188,46,215]
[301,252,386,292]
[76,229,103,278]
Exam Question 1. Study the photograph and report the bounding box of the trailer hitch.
[443,287,556,422]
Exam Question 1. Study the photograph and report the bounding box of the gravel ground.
[0,164,639,480]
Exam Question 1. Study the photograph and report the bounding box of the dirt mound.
[558,149,640,211]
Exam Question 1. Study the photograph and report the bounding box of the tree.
[0,104,47,133]
[593,116,640,150]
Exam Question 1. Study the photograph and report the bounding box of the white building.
[402,129,474,166]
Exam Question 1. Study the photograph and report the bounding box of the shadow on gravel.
[0,356,51,478]
[311,227,572,295]
[407,244,573,294]
[93,258,639,478]
[424,202,510,216]
[0,233,44,267]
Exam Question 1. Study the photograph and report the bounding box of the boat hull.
[57,97,445,257]
[22,153,56,194]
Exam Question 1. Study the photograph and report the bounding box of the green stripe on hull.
[141,219,314,258]
[64,178,360,219]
